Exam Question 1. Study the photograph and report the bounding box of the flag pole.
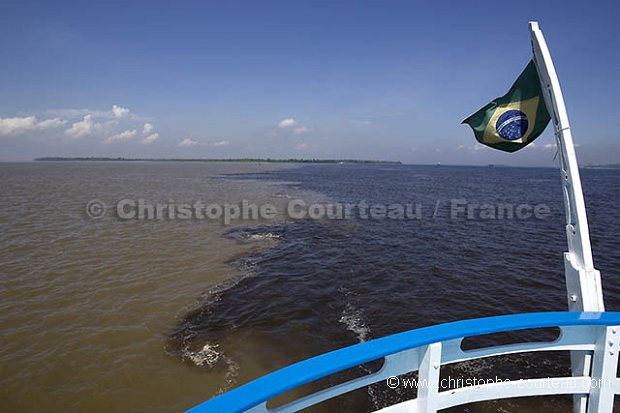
[529,21,605,413]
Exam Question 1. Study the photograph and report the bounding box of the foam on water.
[184,343,222,367]
[225,226,284,243]
[181,342,240,393]
[245,232,281,241]
[339,302,371,343]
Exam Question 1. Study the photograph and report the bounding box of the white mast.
[529,21,605,413]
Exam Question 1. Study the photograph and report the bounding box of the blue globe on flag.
[496,110,529,140]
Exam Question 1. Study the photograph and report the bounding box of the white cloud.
[1,105,153,144]
[58,105,152,140]
[65,115,100,139]
[293,126,311,135]
[112,104,130,119]
[47,106,151,122]
[36,117,67,129]
[214,140,229,147]
[178,138,198,147]
[295,142,308,151]
[350,119,372,125]
[46,108,112,118]
[141,133,159,145]
[278,118,297,128]
[103,129,138,144]
[522,141,563,151]
[456,144,491,152]
[143,123,153,135]
[0,117,37,135]
[0,116,66,136]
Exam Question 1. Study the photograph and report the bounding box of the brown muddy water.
[0,162,324,412]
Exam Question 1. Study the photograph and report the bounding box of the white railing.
[185,312,620,413]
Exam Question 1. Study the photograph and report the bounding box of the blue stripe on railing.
[184,311,620,413]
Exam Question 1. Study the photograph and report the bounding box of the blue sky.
[1,0,618,165]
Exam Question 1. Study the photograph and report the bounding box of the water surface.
[1,162,618,412]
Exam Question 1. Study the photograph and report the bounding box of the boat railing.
[185,311,620,413]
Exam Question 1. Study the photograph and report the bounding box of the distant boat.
[436,162,441,166]
[488,163,495,167]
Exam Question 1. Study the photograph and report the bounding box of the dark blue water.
[170,164,620,411]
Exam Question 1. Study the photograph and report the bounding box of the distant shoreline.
[33,157,402,165]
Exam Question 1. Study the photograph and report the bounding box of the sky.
[1,0,619,166]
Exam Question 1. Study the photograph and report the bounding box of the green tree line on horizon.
[33,157,403,165]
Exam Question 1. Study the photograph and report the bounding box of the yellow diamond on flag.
[463,60,551,152]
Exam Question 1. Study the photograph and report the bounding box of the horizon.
[4,157,617,169]
[1,1,619,166]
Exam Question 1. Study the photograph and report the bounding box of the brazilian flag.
[463,60,551,152]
